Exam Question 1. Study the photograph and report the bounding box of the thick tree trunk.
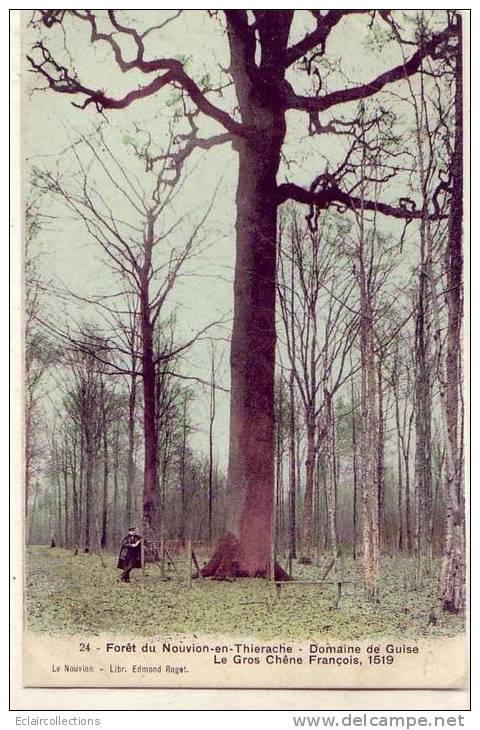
[202,129,289,579]
[202,12,292,580]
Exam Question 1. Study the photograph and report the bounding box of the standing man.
[117,527,142,583]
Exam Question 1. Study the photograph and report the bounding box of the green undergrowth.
[24,546,465,640]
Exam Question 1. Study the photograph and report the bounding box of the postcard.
[11,8,469,710]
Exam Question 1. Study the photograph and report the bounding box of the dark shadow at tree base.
[442,599,461,614]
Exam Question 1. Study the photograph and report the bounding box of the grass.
[24,545,465,640]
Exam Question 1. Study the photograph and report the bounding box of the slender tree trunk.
[360,318,380,597]
[377,359,386,549]
[62,449,70,549]
[83,432,93,553]
[71,438,79,555]
[28,480,38,544]
[356,117,380,596]
[351,376,358,560]
[357,203,380,596]
[333,406,340,550]
[432,443,445,550]
[300,415,316,563]
[288,370,297,561]
[25,394,34,519]
[324,396,338,561]
[55,457,63,547]
[179,392,188,545]
[404,406,414,553]
[126,375,136,528]
[275,376,284,552]
[208,351,216,545]
[313,450,321,560]
[140,244,158,544]
[394,378,404,551]
[100,387,109,549]
[413,249,432,567]
[112,423,120,550]
[439,19,465,612]
[78,430,84,548]
[160,430,170,536]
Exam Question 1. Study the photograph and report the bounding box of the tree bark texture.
[202,14,293,578]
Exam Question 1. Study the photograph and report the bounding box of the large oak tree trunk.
[202,139,287,579]
[201,12,292,580]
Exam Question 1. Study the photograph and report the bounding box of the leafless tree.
[27,10,457,579]
[34,127,221,550]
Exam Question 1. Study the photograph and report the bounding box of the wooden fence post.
[160,537,165,579]
[141,517,146,575]
[186,537,192,589]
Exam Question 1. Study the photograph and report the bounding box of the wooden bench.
[272,556,352,608]
[273,578,352,607]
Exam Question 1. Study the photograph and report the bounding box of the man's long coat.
[117,533,142,569]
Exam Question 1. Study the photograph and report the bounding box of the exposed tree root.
[196,533,292,581]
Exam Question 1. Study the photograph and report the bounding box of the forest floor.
[25,546,465,640]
